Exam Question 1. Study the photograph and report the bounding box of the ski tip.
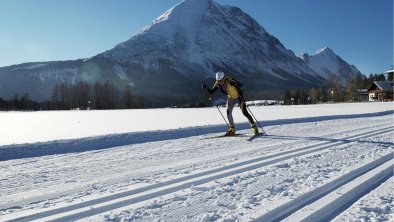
[247,132,266,141]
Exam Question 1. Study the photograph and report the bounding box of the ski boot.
[225,125,236,136]
[251,123,259,135]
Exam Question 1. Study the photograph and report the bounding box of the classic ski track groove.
[5,124,393,222]
[253,155,393,222]
[2,122,388,212]
[299,162,392,222]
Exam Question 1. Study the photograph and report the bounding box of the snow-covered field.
[0,102,393,221]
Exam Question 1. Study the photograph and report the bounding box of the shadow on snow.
[0,110,392,161]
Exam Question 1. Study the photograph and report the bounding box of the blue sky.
[0,0,392,75]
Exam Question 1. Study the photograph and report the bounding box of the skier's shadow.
[0,110,392,161]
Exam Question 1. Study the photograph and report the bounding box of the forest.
[0,73,391,111]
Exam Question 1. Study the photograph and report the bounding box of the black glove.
[202,83,207,89]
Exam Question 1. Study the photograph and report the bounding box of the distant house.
[368,81,393,102]
[386,69,394,81]
[245,100,280,106]
[356,89,369,102]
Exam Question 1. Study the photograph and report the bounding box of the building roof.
[371,81,394,92]
[385,69,394,74]
[357,89,368,93]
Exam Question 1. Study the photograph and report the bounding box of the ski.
[202,133,246,140]
[247,132,266,141]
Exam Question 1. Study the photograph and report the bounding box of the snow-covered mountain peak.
[300,47,362,83]
[0,0,364,103]
[175,0,211,11]
[299,53,310,61]
[103,0,313,80]
[315,47,335,56]
[136,0,210,37]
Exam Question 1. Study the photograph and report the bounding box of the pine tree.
[308,88,318,104]
[345,75,365,102]
[123,85,133,109]
[282,89,291,105]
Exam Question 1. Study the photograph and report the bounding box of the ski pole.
[245,105,266,135]
[240,97,266,135]
[215,105,230,127]
[202,83,230,127]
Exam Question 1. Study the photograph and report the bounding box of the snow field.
[0,102,393,221]
[94,127,393,222]
[333,178,394,222]
[282,158,392,222]
[0,102,391,146]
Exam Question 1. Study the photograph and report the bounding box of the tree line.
[0,81,145,111]
[281,74,393,105]
[0,72,391,111]
[257,73,391,105]
[51,81,145,110]
[0,93,46,111]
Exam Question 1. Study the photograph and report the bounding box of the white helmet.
[216,71,225,80]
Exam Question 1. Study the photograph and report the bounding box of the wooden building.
[368,81,393,102]
[356,89,369,102]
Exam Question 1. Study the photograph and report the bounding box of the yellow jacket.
[213,77,241,99]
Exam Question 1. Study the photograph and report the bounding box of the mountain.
[299,47,362,84]
[0,0,358,107]
[100,0,324,93]
[0,60,83,102]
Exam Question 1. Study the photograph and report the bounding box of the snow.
[299,47,361,83]
[306,47,341,76]
[138,0,209,44]
[104,0,322,81]
[0,102,391,146]
[113,63,127,81]
[135,0,215,68]
[333,178,394,221]
[37,67,79,83]
[0,102,393,221]
[316,46,331,54]
[11,63,47,70]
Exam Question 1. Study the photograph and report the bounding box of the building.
[245,100,280,106]
[386,69,394,81]
[368,81,393,102]
[356,89,369,102]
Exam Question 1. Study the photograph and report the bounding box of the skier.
[202,71,259,136]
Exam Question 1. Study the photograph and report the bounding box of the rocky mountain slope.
[0,0,361,106]
[299,47,362,84]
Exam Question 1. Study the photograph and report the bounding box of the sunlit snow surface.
[0,102,393,221]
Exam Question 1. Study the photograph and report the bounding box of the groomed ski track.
[1,111,393,221]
